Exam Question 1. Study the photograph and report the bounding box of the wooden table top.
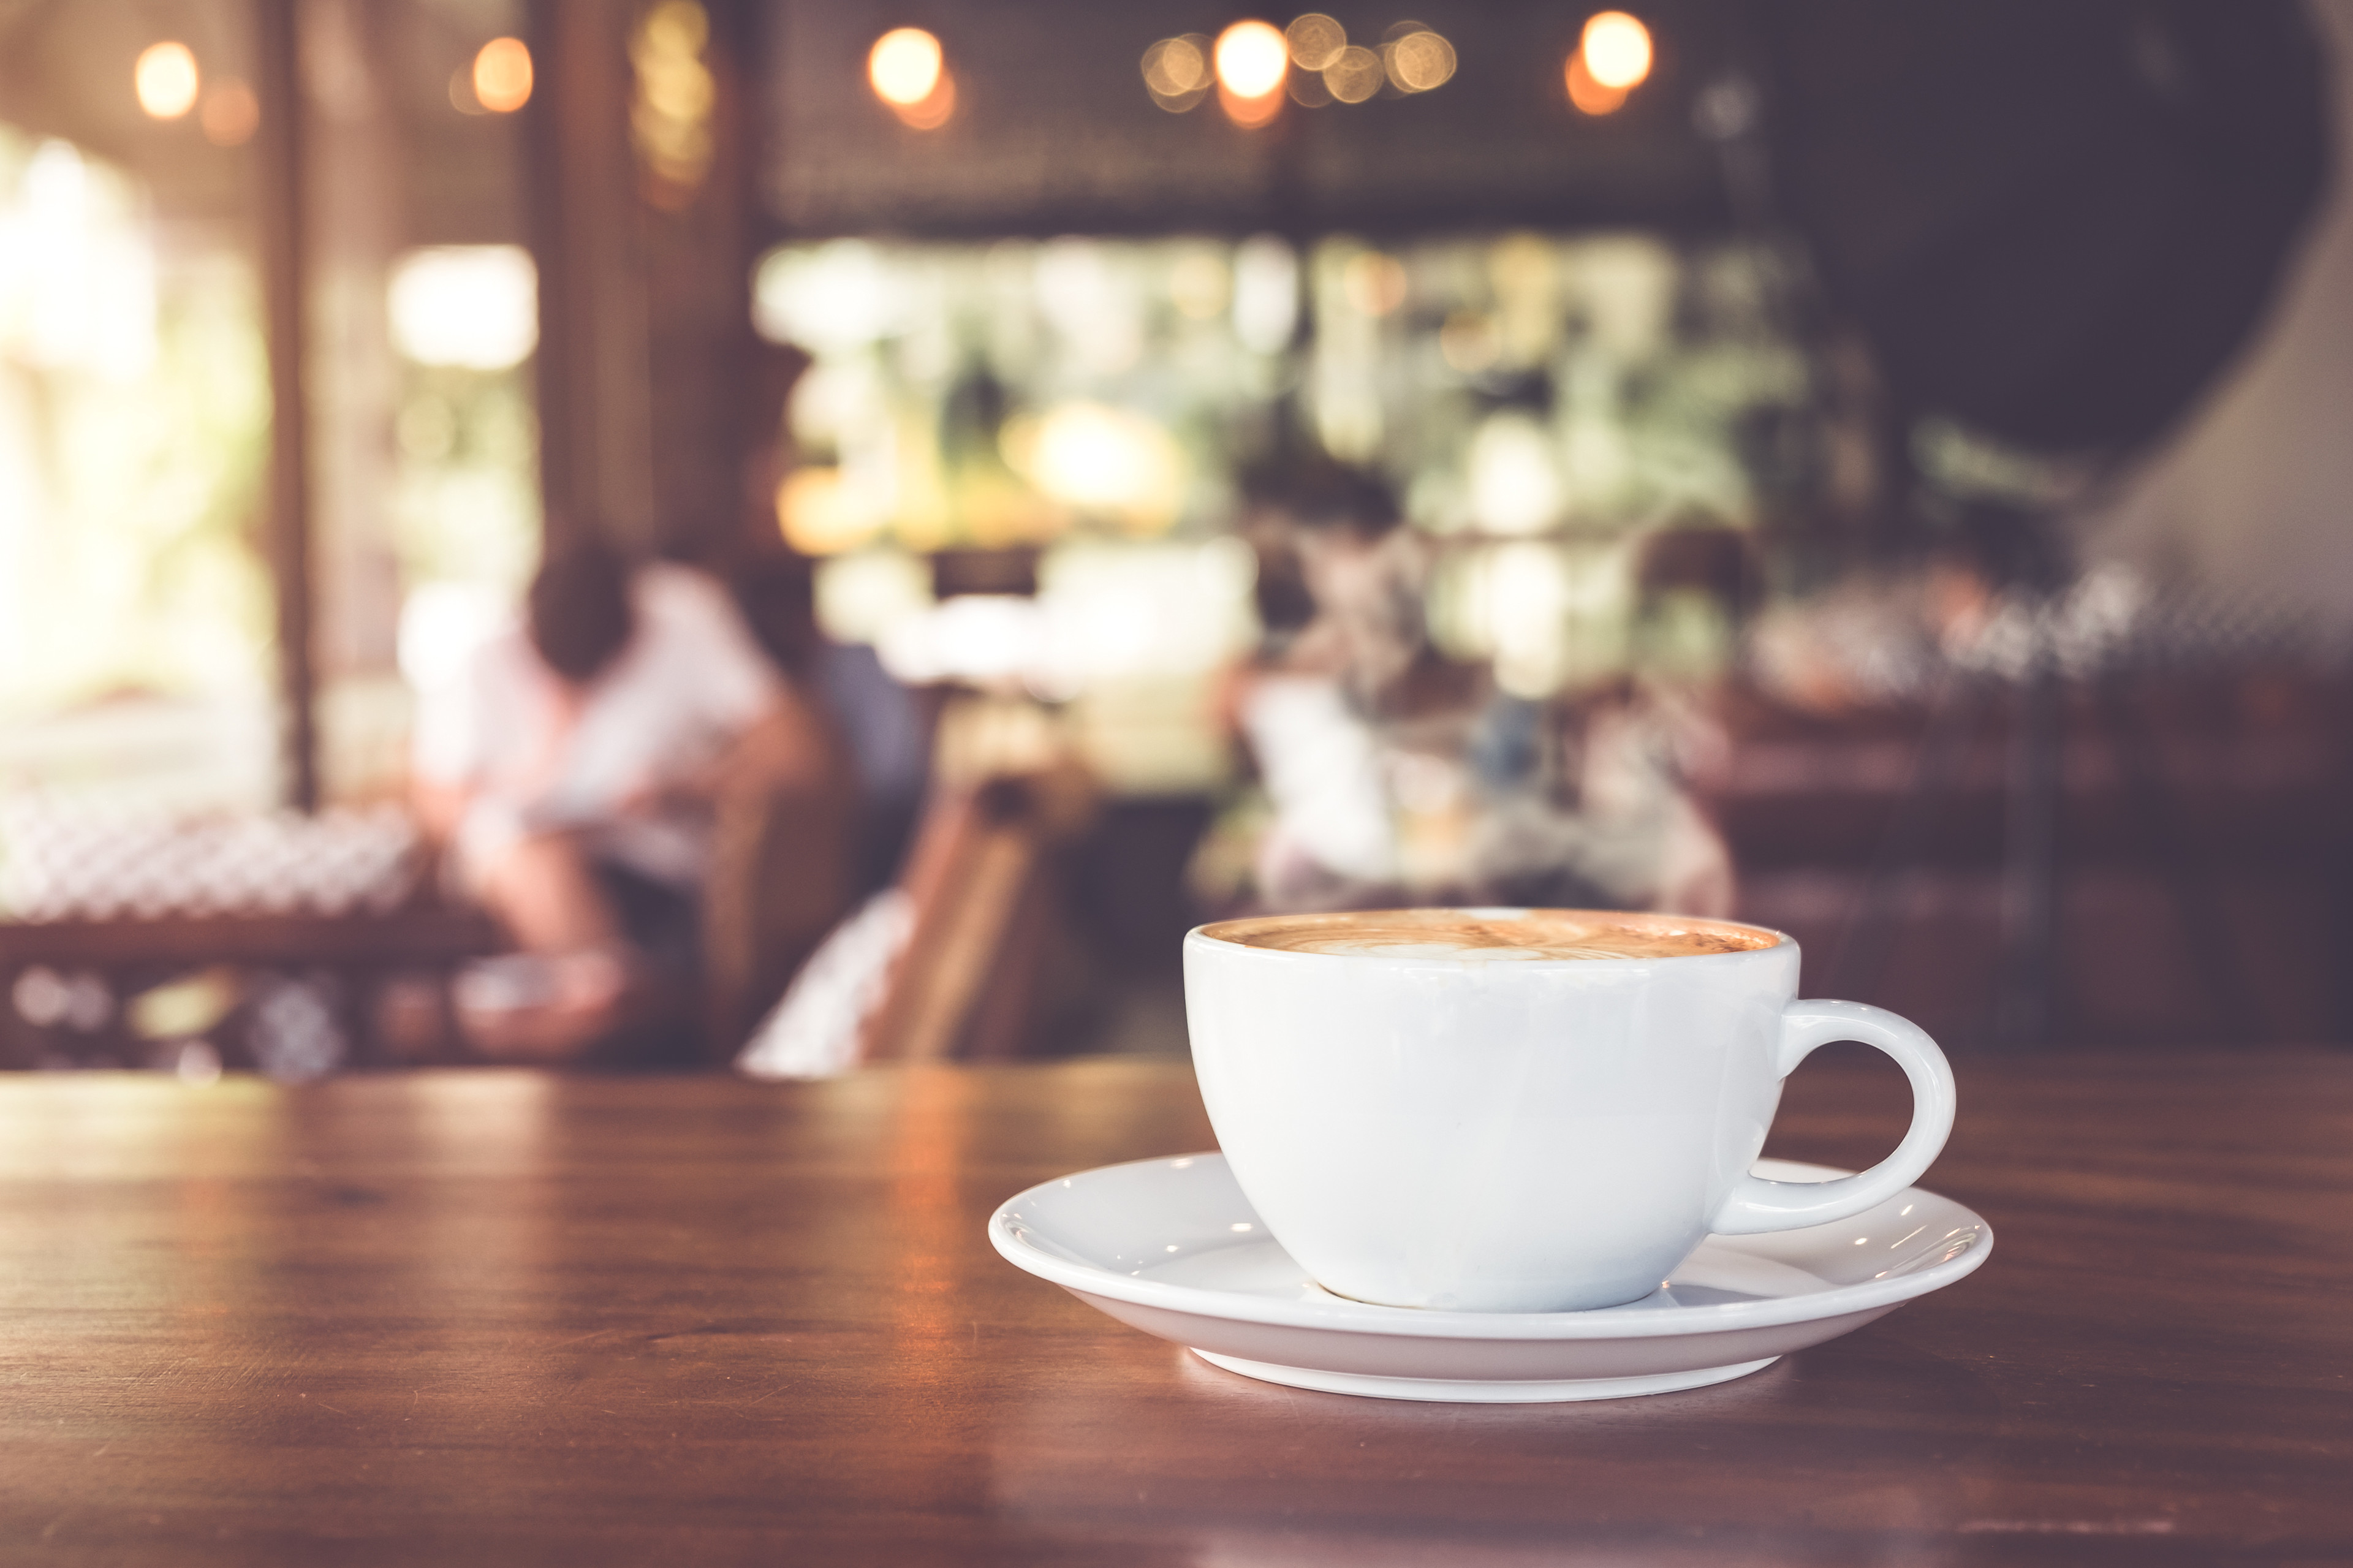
[1,1051,2347,1566]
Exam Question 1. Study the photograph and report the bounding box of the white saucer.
[989,1154,1991,1403]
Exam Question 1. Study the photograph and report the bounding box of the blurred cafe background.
[3,0,2351,1079]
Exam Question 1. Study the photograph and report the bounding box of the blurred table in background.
[0,1053,2346,1564]
[0,907,499,1072]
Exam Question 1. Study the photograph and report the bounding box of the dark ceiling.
[0,0,526,246]
[762,0,1735,241]
[2,1,1734,244]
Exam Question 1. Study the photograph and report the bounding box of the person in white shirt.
[412,541,836,1060]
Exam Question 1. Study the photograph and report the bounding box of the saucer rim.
[1190,1347,1783,1403]
[989,1153,1993,1341]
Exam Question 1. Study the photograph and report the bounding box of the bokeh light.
[1322,45,1384,104]
[1142,35,1213,111]
[1214,21,1289,100]
[633,2,721,192]
[1580,12,1653,90]
[1222,84,1283,127]
[1566,50,1627,115]
[135,42,200,120]
[1232,233,1301,354]
[1004,402,1186,534]
[1384,28,1456,93]
[1342,252,1408,316]
[200,80,259,146]
[388,246,539,370]
[778,466,887,555]
[1439,310,1501,374]
[1286,13,1347,71]
[896,69,955,129]
[869,28,944,107]
[472,37,533,113]
[1169,249,1230,319]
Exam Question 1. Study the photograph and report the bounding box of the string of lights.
[128,13,1659,146]
[862,12,1656,132]
[133,30,534,135]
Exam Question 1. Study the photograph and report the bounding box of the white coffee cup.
[1184,908,1955,1312]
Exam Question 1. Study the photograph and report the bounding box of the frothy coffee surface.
[1202,908,1779,962]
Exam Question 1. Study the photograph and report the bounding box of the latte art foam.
[1202,909,1779,961]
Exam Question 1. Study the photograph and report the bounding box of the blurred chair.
[857,765,1097,1066]
[700,767,862,1062]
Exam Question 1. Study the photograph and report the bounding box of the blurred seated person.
[726,545,931,894]
[1202,463,1731,919]
[1216,463,1476,907]
[412,540,839,1061]
[728,340,930,892]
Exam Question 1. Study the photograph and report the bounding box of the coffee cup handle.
[1709,999,1957,1236]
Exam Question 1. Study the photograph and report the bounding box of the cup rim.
[1185,906,1793,967]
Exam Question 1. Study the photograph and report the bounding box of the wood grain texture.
[0,1053,2347,1566]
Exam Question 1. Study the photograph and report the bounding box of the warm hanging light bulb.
[869,28,944,107]
[472,37,534,112]
[135,41,201,120]
[1579,12,1653,91]
[1567,49,1626,115]
[1214,20,1289,100]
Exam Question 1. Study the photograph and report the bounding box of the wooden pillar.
[525,0,655,553]
[644,0,765,559]
[254,0,319,811]
[525,0,765,560]
[301,0,407,688]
